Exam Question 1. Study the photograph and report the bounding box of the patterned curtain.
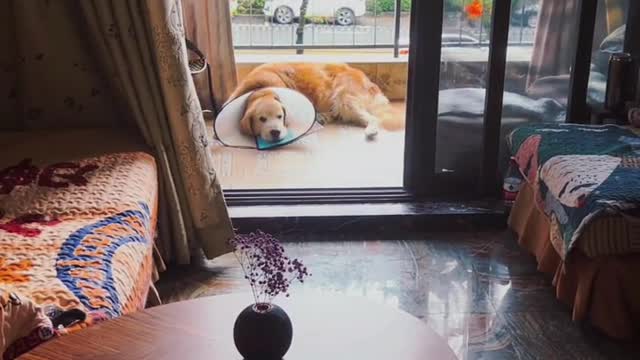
[1,0,235,264]
[79,0,235,264]
[526,0,627,88]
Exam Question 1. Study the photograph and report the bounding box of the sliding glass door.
[220,0,638,203]
[217,0,411,191]
[404,0,637,198]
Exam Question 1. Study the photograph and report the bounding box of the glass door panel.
[434,1,494,183]
[219,0,410,190]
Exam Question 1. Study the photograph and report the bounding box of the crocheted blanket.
[507,123,640,258]
[0,132,157,359]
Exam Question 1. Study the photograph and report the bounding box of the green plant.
[366,0,411,13]
[236,0,265,15]
[304,16,330,24]
[365,0,525,15]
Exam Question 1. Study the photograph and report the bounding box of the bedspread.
[507,123,640,258]
[0,130,158,359]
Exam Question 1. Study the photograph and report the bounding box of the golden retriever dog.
[227,63,402,142]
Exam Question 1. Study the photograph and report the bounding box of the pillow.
[593,25,626,73]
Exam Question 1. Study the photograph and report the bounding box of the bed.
[506,122,640,338]
[0,129,159,358]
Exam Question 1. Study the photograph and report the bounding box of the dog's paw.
[316,113,330,125]
[364,125,379,140]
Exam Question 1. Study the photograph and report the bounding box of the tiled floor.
[156,231,640,359]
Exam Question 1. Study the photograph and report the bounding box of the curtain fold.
[78,0,235,264]
[181,0,238,111]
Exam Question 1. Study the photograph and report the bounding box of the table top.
[21,293,456,360]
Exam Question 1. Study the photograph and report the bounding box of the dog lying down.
[227,63,566,144]
[227,63,404,142]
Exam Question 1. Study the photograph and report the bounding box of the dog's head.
[240,89,288,142]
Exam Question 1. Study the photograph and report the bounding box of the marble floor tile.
[155,231,640,359]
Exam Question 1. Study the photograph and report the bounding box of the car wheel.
[335,8,355,26]
[274,6,294,24]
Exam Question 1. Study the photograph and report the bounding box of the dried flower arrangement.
[229,231,310,311]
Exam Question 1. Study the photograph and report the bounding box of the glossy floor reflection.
[156,231,640,359]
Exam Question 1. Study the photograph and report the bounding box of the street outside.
[232,13,536,48]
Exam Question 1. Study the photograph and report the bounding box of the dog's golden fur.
[228,63,403,141]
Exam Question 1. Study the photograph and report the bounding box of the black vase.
[233,303,293,360]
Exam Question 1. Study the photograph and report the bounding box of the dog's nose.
[270,130,281,139]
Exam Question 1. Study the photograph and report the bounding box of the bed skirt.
[508,183,640,339]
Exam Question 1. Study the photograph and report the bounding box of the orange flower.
[466,0,484,20]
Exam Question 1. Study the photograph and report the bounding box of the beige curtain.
[1,0,235,264]
[526,0,580,88]
[182,0,238,111]
[604,0,628,34]
[78,0,235,264]
[526,0,627,88]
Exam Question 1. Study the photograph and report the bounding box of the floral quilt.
[0,132,158,359]
[507,123,640,257]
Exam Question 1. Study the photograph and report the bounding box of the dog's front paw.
[364,125,379,140]
[316,113,330,125]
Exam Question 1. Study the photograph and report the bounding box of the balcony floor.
[210,101,406,190]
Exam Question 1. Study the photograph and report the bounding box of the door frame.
[402,0,513,198]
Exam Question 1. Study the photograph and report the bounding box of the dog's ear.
[270,92,286,126]
[248,88,273,102]
[281,105,288,126]
[246,90,262,104]
[239,108,254,136]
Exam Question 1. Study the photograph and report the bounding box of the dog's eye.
[259,116,267,123]
[277,115,283,119]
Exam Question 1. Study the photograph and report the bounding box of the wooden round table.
[21,293,456,360]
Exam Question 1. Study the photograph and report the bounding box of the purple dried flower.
[229,230,310,306]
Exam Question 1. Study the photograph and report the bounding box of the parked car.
[263,0,366,26]
[399,33,480,46]
[511,4,539,28]
[442,33,480,45]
